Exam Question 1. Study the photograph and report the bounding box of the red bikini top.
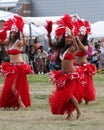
[64,53,74,60]
[60,49,74,60]
[7,49,21,55]
[75,51,87,56]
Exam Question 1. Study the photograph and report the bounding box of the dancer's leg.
[11,77,25,110]
[71,95,81,119]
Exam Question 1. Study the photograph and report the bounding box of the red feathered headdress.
[0,15,24,41]
[56,14,73,30]
[73,20,80,35]
[77,19,91,35]
[83,20,91,34]
[55,25,66,37]
[55,14,73,37]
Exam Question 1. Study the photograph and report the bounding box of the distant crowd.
[0,37,104,74]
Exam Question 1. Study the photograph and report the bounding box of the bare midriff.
[62,60,76,74]
[9,54,24,63]
[75,56,88,65]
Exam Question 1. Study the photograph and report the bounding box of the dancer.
[75,19,96,104]
[48,14,84,119]
[0,16,33,110]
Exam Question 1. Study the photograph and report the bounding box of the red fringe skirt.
[0,62,33,109]
[80,63,96,102]
[48,67,85,115]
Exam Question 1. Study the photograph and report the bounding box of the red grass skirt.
[48,67,85,115]
[80,63,96,102]
[0,62,33,108]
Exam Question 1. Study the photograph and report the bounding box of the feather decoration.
[62,14,73,30]
[13,15,24,32]
[45,20,53,35]
[55,26,66,37]
[83,20,91,34]
[56,14,73,30]
[73,21,80,35]
[2,18,14,31]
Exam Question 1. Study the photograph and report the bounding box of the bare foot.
[66,113,73,120]
[17,104,25,111]
[76,111,81,119]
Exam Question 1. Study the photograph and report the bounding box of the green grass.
[0,73,104,130]
[28,74,49,83]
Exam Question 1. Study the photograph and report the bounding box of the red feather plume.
[77,19,84,27]
[77,19,91,35]
[2,18,14,31]
[45,20,53,35]
[13,15,24,32]
[83,20,91,34]
[73,21,80,35]
[62,14,73,30]
[56,14,73,30]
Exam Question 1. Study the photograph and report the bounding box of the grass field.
[0,73,104,130]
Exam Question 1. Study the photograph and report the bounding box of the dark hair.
[53,34,66,50]
[81,34,88,46]
[56,44,72,64]
[50,35,65,63]
[53,34,73,62]
[9,31,20,43]
[60,44,72,55]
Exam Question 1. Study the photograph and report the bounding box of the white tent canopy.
[0,10,16,21]
[23,23,47,37]
[89,21,104,38]
[23,16,62,26]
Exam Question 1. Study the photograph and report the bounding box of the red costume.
[0,49,33,109]
[48,51,84,115]
[48,68,84,115]
[75,51,96,102]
